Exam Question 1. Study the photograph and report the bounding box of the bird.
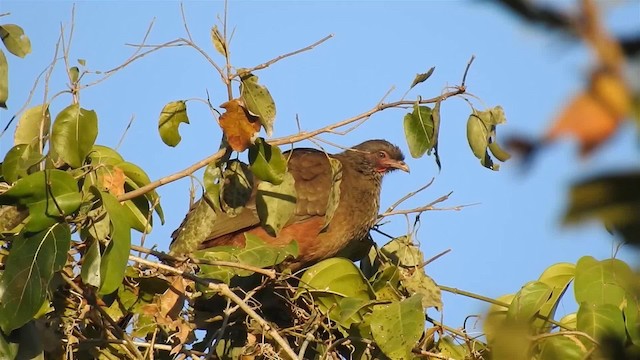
[170,139,409,270]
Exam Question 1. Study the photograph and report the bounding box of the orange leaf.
[102,166,126,196]
[544,90,622,156]
[219,99,261,152]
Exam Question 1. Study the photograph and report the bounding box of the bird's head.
[348,139,409,174]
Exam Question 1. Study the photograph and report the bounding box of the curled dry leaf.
[101,166,126,197]
[219,99,261,152]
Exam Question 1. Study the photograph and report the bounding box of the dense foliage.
[0,2,638,359]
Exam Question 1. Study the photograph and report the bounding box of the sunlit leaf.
[507,281,552,322]
[51,104,98,168]
[203,162,222,210]
[14,104,50,146]
[88,145,124,166]
[401,268,442,310]
[380,236,423,267]
[534,262,575,332]
[577,302,626,349]
[370,295,424,360]
[239,73,276,136]
[574,256,633,307]
[539,335,587,360]
[0,170,82,232]
[467,113,489,162]
[158,100,189,147]
[2,143,43,184]
[409,67,435,89]
[403,104,434,158]
[256,172,297,235]
[210,25,227,56]
[0,223,70,333]
[219,99,260,152]
[0,24,31,58]
[68,66,79,84]
[298,258,375,326]
[249,138,287,184]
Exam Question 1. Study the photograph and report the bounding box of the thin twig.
[531,331,599,346]
[383,178,435,214]
[116,114,136,151]
[241,34,334,74]
[461,55,475,88]
[419,248,451,267]
[128,255,299,360]
[438,285,571,331]
[118,88,465,202]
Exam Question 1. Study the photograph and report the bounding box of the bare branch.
[461,55,475,88]
[240,34,334,74]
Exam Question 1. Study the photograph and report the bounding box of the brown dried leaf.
[219,99,261,152]
[159,276,186,320]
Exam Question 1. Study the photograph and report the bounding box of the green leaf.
[2,143,43,184]
[68,66,79,84]
[239,73,276,136]
[158,100,189,147]
[507,281,552,322]
[298,258,375,325]
[539,335,587,360]
[370,295,424,360]
[220,160,253,216]
[563,172,640,246]
[380,236,423,267]
[432,99,442,170]
[196,234,298,282]
[210,25,227,56]
[534,262,575,331]
[77,58,86,66]
[0,223,71,333]
[0,24,31,58]
[81,238,101,288]
[121,183,152,233]
[97,190,132,295]
[203,162,222,211]
[401,268,442,310]
[0,49,8,108]
[467,106,508,171]
[256,172,297,235]
[14,104,50,145]
[577,302,626,349]
[559,312,577,330]
[88,145,125,166]
[574,256,633,307]
[409,67,435,89]
[403,104,434,158]
[0,170,82,232]
[118,161,164,224]
[467,113,489,161]
[248,138,287,185]
[51,104,98,168]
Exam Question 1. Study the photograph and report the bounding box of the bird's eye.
[377,151,387,158]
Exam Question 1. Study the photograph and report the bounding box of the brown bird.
[170,139,409,269]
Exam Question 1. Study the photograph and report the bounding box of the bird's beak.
[389,160,410,173]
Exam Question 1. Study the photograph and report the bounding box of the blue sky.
[1,1,638,331]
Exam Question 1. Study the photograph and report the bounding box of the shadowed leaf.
[0,223,70,333]
[409,67,435,89]
[249,138,287,185]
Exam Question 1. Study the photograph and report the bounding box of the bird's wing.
[285,148,335,224]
